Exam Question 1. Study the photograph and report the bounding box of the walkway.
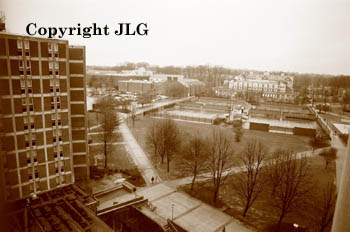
[137,184,253,232]
[164,147,326,189]
[308,105,348,186]
[119,121,161,186]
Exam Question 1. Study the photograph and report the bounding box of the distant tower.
[0,11,5,32]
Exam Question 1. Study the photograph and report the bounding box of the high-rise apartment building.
[0,33,89,202]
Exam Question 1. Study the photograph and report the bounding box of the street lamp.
[171,203,175,221]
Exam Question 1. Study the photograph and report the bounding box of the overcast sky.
[2,0,350,75]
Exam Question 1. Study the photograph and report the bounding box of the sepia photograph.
[0,0,349,231]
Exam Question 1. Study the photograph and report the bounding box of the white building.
[218,72,295,101]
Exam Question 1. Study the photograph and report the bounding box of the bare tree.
[181,132,208,191]
[268,149,311,227]
[231,140,267,217]
[147,119,181,172]
[159,119,181,172]
[266,149,285,196]
[130,102,137,127]
[207,128,234,204]
[95,95,120,169]
[146,120,162,163]
[319,147,337,169]
[310,182,337,232]
[138,91,153,108]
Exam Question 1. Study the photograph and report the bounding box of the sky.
[1,0,350,75]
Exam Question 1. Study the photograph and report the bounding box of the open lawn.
[129,116,313,181]
[179,155,336,232]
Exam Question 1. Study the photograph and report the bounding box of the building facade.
[0,33,89,202]
[215,72,295,102]
[118,80,154,94]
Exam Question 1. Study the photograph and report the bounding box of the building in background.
[118,79,154,94]
[214,72,295,102]
[0,32,89,202]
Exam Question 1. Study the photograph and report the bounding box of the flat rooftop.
[136,184,253,232]
[4,185,112,232]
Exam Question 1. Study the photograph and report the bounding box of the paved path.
[308,105,348,187]
[89,123,103,130]
[137,184,254,232]
[119,121,161,186]
[164,147,326,189]
[89,142,125,146]
[88,130,120,136]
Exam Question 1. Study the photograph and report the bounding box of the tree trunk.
[213,186,219,204]
[242,202,250,217]
[104,140,107,169]
[191,173,197,191]
[167,155,170,172]
[277,212,286,230]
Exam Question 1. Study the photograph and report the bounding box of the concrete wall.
[293,127,316,136]
[249,122,270,131]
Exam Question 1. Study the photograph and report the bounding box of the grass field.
[129,116,313,180]
[180,155,336,232]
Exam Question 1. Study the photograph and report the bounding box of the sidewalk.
[119,121,161,186]
[164,147,324,189]
[137,184,254,232]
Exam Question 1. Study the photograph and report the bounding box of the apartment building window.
[26,79,32,94]
[53,43,58,52]
[27,151,32,165]
[17,40,23,49]
[52,120,56,126]
[25,51,30,57]
[34,169,39,179]
[50,79,55,92]
[24,41,29,50]
[31,133,36,146]
[18,50,23,56]
[60,151,63,157]
[25,134,30,147]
